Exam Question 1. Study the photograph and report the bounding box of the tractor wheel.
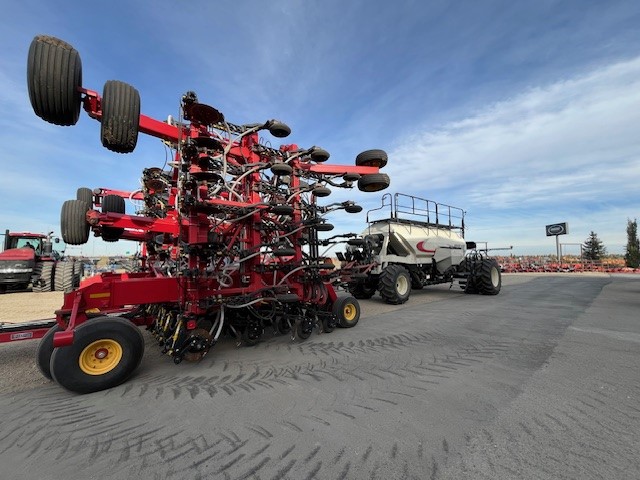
[36,324,63,380]
[0,285,6,294]
[72,260,83,288]
[49,317,145,394]
[357,173,390,192]
[101,194,125,242]
[54,261,76,292]
[101,80,140,153]
[27,35,82,126]
[348,281,377,299]
[477,258,502,295]
[355,149,388,168]
[332,296,361,328]
[76,187,93,209]
[61,199,90,245]
[379,264,411,304]
[33,262,54,293]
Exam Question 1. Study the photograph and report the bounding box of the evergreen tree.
[624,219,640,268]
[583,231,606,261]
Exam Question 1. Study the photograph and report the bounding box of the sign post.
[545,222,569,266]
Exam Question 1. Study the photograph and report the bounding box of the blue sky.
[1,0,639,257]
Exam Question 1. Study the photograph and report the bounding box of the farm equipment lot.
[1,273,639,479]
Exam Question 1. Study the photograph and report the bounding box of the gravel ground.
[0,274,593,396]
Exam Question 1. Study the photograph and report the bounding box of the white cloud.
[385,56,640,253]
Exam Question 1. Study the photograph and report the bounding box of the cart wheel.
[357,173,390,192]
[332,296,360,328]
[36,324,63,380]
[61,199,90,245]
[49,317,145,394]
[101,194,125,242]
[355,149,388,168]
[27,35,82,126]
[101,80,140,153]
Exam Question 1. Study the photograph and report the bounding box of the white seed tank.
[364,219,467,275]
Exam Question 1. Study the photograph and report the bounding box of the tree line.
[583,219,639,268]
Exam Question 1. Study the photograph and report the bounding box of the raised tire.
[312,186,331,197]
[332,296,360,328]
[477,258,502,295]
[355,149,388,168]
[357,173,390,192]
[76,187,93,208]
[379,264,411,304]
[49,317,145,394]
[271,163,293,176]
[101,194,125,242]
[36,324,63,379]
[61,199,90,245]
[101,80,140,153]
[27,35,82,126]
[310,147,330,163]
[33,262,54,292]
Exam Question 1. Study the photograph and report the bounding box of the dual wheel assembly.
[37,317,144,394]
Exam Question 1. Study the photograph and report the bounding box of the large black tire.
[101,194,126,242]
[33,262,54,292]
[61,199,90,245]
[36,324,63,380]
[355,149,388,168]
[357,173,390,192]
[49,317,145,394]
[54,261,76,292]
[76,187,93,208]
[459,258,479,294]
[348,281,377,299]
[101,80,140,153]
[27,35,82,126]
[477,258,502,295]
[332,296,361,328]
[379,264,411,304]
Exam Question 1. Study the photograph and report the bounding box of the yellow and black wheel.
[332,296,361,328]
[50,317,144,394]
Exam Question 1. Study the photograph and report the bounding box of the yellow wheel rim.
[79,339,123,375]
[343,303,357,321]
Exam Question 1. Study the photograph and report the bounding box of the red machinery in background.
[24,35,390,393]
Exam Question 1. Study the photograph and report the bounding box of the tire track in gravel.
[2,275,616,480]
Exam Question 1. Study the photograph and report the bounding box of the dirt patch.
[0,291,63,323]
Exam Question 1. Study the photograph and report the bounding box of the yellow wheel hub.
[343,303,357,321]
[79,339,123,375]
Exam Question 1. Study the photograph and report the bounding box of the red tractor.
[0,230,80,293]
[26,35,391,394]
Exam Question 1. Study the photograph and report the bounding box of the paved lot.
[0,274,638,479]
